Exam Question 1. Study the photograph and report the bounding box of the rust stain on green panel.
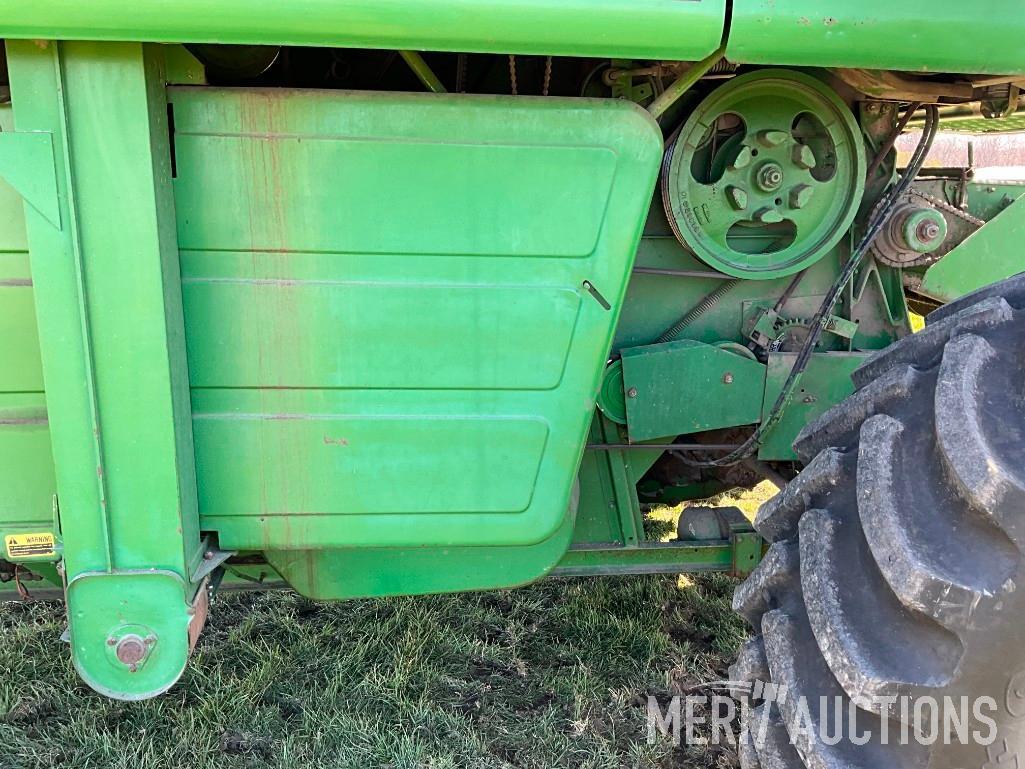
[171,88,663,559]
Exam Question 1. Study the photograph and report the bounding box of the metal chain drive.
[869,186,984,268]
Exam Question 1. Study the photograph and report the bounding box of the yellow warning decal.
[5,532,56,560]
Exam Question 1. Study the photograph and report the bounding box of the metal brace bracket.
[0,130,61,229]
[191,546,236,584]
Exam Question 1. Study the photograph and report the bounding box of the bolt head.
[722,373,735,385]
[626,387,638,399]
[115,635,148,666]
[756,163,785,193]
[918,221,941,241]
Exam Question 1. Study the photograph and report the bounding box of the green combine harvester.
[3,2,1025,765]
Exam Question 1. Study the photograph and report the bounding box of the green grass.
[0,491,770,769]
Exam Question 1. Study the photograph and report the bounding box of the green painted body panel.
[0,0,726,61]
[728,0,1025,75]
[921,192,1025,302]
[0,104,56,547]
[170,88,662,557]
[265,512,576,601]
[622,340,765,441]
[758,352,867,461]
[6,27,1025,699]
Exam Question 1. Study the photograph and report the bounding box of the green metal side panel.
[0,0,726,61]
[921,193,1025,303]
[758,352,868,461]
[728,1,1025,75]
[621,340,766,442]
[167,89,662,593]
[0,103,57,553]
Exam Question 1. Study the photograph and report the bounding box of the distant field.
[0,486,776,769]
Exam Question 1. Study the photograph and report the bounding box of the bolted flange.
[869,198,950,267]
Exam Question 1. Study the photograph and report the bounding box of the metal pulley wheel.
[869,187,981,268]
[868,198,948,268]
[661,70,866,280]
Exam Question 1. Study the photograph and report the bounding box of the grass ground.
[0,484,777,769]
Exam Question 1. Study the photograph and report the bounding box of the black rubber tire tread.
[734,275,1025,769]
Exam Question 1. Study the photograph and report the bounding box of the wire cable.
[674,104,940,468]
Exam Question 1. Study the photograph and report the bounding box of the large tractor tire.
[731,274,1025,768]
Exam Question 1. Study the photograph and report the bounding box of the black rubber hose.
[676,104,940,468]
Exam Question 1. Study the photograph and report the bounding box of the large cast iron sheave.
[661,70,865,279]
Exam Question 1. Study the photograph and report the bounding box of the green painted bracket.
[7,40,203,701]
[0,130,61,229]
[731,530,764,577]
[921,193,1025,303]
[758,352,868,461]
[552,523,764,577]
[67,571,204,700]
[621,339,765,442]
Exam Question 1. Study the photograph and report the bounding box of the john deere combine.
[3,3,1025,765]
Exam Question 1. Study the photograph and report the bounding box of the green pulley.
[597,360,627,424]
[661,70,866,280]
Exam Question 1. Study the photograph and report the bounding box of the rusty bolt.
[626,387,638,399]
[723,373,735,385]
[115,635,148,667]
[917,220,942,242]
[106,637,117,647]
